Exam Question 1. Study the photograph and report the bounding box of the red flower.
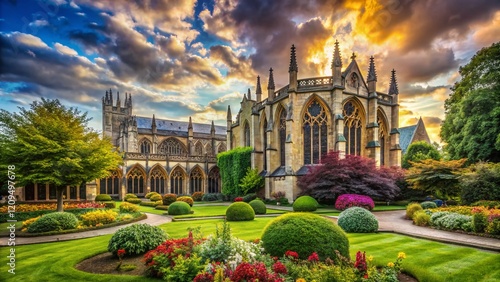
[354,251,367,273]
[307,252,319,262]
[234,197,244,202]
[117,249,126,258]
[285,250,299,259]
[272,261,288,275]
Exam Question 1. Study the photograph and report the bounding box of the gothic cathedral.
[227,42,402,202]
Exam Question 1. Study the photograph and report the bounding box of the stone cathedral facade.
[98,91,226,199]
[227,42,402,202]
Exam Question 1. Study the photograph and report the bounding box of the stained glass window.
[150,166,166,194]
[279,109,286,166]
[303,100,328,164]
[378,113,387,166]
[244,122,250,147]
[159,138,186,155]
[190,167,203,193]
[170,167,185,195]
[127,167,145,194]
[263,119,267,170]
[343,101,362,156]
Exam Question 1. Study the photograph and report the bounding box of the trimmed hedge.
[406,203,423,219]
[201,193,224,201]
[120,202,140,213]
[95,194,112,201]
[217,146,252,196]
[192,192,204,201]
[163,194,177,206]
[337,207,379,233]
[243,193,257,203]
[124,193,138,201]
[126,198,142,204]
[150,194,162,202]
[226,202,255,221]
[0,208,99,223]
[108,223,167,256]
[102,202,116,209]
[139,201,162,207]
[27,212,79,233]
[155,205,170,211]
[168,201,191,215]
[413,210,431,226]
[177,196,194,207]
[293,196,319,212]
[145,192,160,199]
[249,199,266,215]
[261,213,349,261]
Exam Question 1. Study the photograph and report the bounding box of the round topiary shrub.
[249,199,266,215]
[335,194,375,211]
[163,193,177,205]
[95,194,112,201]
[413,210,431,226]
[168,201,191,215]
[337,207,379,233]
[108,223,167,256]
[126,198,142,204]
[292,195,319,212]
[420,201,437,209]
[150,193,162,202]
[120,202,140,213]
[406,203,423,219]
[124,193,138,201]
[27,212,79,233]
[226,202,255,221]
[145,192,156,199]
[261,212,349,261]
[177,196,194,207]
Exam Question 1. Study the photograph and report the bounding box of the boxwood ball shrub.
[27,212,79,233]
[95,194,112,201]
[226,202,255,221]
[335,194,375,211]
[420,201,438,209]
[249,199,266,215]
[163,193,177,205]
[177,196,194,207]
[168,201,191,215]
[124,193,138,201]
[413,210,431,226]
[292,195,319,212]
[261,212,349,261]
[149,193,162,202]
[406,203,423,219]
[337,207,379,233]
[108,223,167,256]
[145,192,156,199]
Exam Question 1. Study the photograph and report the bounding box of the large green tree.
[0,98,122,211]
[402,141,441,169]
[441,41,500,163]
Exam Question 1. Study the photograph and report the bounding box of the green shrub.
[95,194,112,201]
[108,223,167,256]
[420,201,437,209]
[243,193,257,203]
[27,212,78,233]
[80,209,117,226]
[460,162,500,205]
[155,205,169,211]
[337,207,378,233]
[239,167,264,195]
[472,200,500,209]
[139,201,160,207]
[261,213,349,261]
[163,193,177,205]
[102,202,116,209]
[124,193,138,201]
[293,196,319,212]
[0,208,99,223]
[145,192,160,199]
[431,212,472,231]
[249,199,266,215]
[168,201,191,215]
[218,146,252,196]
[226,202,255,221]
[149,194,162,202]
[201,193,224,201]
[192,191,204,201]
[406,203,423,219]
[120,202,140,213]
[177,196,194,207]
[472,212,488,233]
[413,210,431,226]
[486,218,500,235]
[126,198,142,204]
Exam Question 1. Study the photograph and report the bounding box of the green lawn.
[173,205,286,219]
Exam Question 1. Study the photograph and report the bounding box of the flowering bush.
[21,216,42,232]
[177,196,194,207]
[80,209,117,226]
[0,202,104,213]
[162,193,177,205]
[149,193,162,202]
[119,202,139,213]
[335,194,375,211]
[192,191,204,201]
[431,212,472,231]
[230,262,284,282]
[234,197,244,202]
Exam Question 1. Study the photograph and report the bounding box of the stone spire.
[210,120,215,135]
[188,116,193,139]
[388,69,399,95]
[267,68,275,102]
[226,105,232,122]
[332,40,342,85]
[151,114,157,133]
[247,88,251,100]
[367,56,377,82]
[256,76,262,102]
[226,105,232,134]
[116,91,121,107]
[188,116,193,130]
[109,88,113,105]
[105,90,109,105]
[289,44,298,72]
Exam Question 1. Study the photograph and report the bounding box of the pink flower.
[285,250,299,259]
[272,261,287,274]
[307,252,319,262]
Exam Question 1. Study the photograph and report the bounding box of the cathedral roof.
[399,125,417,154]
[136,117,226,135]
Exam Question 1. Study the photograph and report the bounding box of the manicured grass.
[173,205,286,219]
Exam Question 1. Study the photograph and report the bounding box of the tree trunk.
[56,186,64,212]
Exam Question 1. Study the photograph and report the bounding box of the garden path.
[1,213,171,246]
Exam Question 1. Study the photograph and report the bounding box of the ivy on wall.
[217,146,252,196]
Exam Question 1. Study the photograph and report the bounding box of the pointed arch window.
[244,122,250,147]
[190,167,203,193]
[279,109,286,166]
[150,166,166,194]
[208,166,220,193]
[194,142,203,156]
[100,170,121,195]
[159,138,186,155]
[263,118,268,171]
[170,167,185,195]
[127,167,145,195]
[378,113,387,166]
[303,100,328,164]
[140,139,151,154]
[343,101,362,156]
[349,73,359,88]
[206,143,213,156]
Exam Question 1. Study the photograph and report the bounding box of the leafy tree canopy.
[405,158,467,200]
[297,151,404,202]
[402,141,441,169]
[0,98,123,211]
[239,167,264,195]
[441,41,500,163]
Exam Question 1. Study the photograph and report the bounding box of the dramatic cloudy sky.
[1,0,499,143]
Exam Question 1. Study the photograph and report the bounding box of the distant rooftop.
[136,117,226,135]
[399,124,417,154]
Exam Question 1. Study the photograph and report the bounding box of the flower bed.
[0,202,104,213]
[335,194,375,211]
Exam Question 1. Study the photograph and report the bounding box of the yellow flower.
[296,279,306,282]
[387,262,395,268]
[368,255,374,262]
[398,252,406,259]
